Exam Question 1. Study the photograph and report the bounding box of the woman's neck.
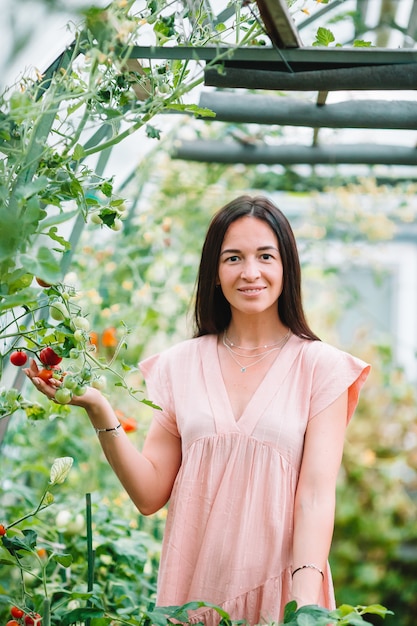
[225,316,288,349]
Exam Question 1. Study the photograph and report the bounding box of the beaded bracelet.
[291,564,324,580]
[94,423,122,437]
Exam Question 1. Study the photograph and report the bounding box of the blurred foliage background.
[2,150,417,624]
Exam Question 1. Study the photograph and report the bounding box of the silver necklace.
[222,330,291,373]
[224,329,290,351]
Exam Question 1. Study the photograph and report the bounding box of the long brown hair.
[194,195,320,341]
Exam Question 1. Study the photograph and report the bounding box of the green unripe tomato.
[50,301,68,321]
[63,375,78,390]
[73,383,87,397]
[73,329,85,343]
[80,366,92,381]
[55,388,73,404]
[111,218,123,231]
[91,375,107,390]
[90,213,103,225]
[71,316,90,332]
[69,348,80,359]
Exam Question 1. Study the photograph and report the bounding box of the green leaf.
[335,605,356,616]
[0,287,40,312]
[313,27,335,47]
[72,143,85,160]
[60,607,105,626]
[2,529,38,555]
[283,600,298,623]
[47,226,71,251]
[38,208,78,230]
[17,176,49,200]
[20,246,63,284]
[49,456,74,485]
[53,552,73,567]
[353,39,373,47]
[25,403,47,421]
[360,604,394,617]
[166,103,216,118]
[146,124,161,140]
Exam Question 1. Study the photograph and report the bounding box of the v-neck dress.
[139,334,370,625]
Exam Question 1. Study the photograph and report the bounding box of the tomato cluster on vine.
[6,606,42,625]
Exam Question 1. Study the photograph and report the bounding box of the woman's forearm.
[291,493,336,606]
[76,391,164,513]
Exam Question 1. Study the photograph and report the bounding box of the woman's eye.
[228,255,239,262]
[261,253,272,260]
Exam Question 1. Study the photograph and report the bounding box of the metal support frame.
[171,141,417,166]
[198,91,417,129]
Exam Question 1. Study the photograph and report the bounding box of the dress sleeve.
[139,352,180,438]
[308,342,371,424]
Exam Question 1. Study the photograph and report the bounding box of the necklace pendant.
[241,367,246,373]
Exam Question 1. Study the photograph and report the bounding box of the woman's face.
[217,216,284,320]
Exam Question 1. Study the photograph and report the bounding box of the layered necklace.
[222,328,291,373]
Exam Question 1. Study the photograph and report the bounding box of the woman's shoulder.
[139,335,214,373]
[296,335,368,371]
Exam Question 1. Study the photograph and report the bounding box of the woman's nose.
[241,259,260,281]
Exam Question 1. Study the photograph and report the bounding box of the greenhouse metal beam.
[204,62,417,91]
[198,92,417,130]
[172,141,417,166]
[129,45,417,66]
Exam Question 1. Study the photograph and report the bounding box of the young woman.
[26,195,370,625]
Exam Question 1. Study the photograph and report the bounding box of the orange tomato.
[120,416,137,433]
[101,327,118,348]
[89,331,99,350]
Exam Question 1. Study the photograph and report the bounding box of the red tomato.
[37,369,54,383]
[24,613,42,625]
[11,606,24,618]
[6,620,21,626]
[39,347,62,366]
[10,350,28,366]
[0,523,6,535]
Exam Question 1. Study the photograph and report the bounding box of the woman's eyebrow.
[220,245,278,256]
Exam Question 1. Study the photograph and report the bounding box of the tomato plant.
[10,351,28,366]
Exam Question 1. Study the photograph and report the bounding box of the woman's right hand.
[24,359,102,408]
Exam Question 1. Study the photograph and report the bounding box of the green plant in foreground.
[0,457,393,625]
[282,600,393,626]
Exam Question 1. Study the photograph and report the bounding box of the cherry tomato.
[0,523,7,535]
[10,350,28,366]
[39,347,62,366]
[54,388,72,405]
[37,368,54,383]
[6,620,21,626]
[49,301,67,321]
[63,375,78,390]
[10,606,24,618]
[24,613,42,625]
[71,316,90,331]
[72,383,87,397]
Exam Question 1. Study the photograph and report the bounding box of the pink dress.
[139,334,370,625]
